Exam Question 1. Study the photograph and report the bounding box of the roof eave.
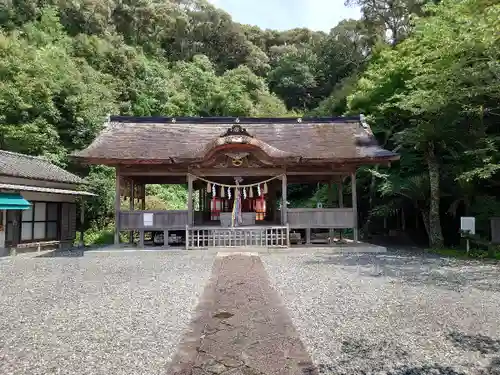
[0,173,85,186]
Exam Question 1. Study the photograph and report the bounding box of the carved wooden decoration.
[225,152,249,167]
[220,124,253,138]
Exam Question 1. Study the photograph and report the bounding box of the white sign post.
[460,217,475,253]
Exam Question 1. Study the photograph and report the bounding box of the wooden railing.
[118,210,188,230]
[185,225,289,249]
[287,208,354,228]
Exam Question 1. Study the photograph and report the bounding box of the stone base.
[199,242,387,254]
[95,241,387,254]
[290,242,387,253]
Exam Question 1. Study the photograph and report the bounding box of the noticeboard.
[460,217,475,235]
[143,213,154,227]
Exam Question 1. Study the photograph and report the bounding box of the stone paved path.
[168,253,317,375]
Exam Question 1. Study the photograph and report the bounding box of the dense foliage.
[1,0,498,249]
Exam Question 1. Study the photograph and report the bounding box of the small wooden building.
[0,151,94,255]
[73,115,398,249]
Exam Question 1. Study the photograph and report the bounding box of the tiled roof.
[0,151,85,184]
[0,183,94,196]
[72,116,399,164]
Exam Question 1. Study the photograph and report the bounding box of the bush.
[75,223,128,246]
[428,247,500,260]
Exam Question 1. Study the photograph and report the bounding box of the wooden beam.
[120,165,354,176]
[121,170,186,177]
[131,176,188,185]
[123,166,354,174]
[191,168,285,177]
[286,171,352,175]
[75,155,399,169]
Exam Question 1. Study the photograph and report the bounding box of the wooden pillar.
[402,208,406,230]
[268,182,277,223]
[114,167,120,245]
[187,174,193,226]
[9,211,20,256]
[327,180,335,207]
[200,187,204,215]
[141,184,146,210]
[351,171,358,243]
[79,199,85,247]
[338,179,344,240]
[129,180,134,244]
[338,180,344,208]
[204,187,210,222]
[140,184,146,248]
[328,180,335,242]
[163,229,169,248]
[281,174,287,224]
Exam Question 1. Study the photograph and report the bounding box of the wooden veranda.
[73,116,399,249]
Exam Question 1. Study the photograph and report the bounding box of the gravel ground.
[262,249,500,375]
[0,250,215,375]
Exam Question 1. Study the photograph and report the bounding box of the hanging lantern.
[210,196,222,220]
[255,195,266,221]
[263,182,268,194]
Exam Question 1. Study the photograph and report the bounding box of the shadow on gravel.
[317,363,466,375]
[447,331,500,354]
[484,357,500,375]
[318,335,500,374]
[36,249,85,258]
[303,250,500,292]
[445,332,500,375]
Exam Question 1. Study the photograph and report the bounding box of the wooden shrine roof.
[72,116,399,165]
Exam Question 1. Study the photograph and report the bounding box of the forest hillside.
[1,0,499,250]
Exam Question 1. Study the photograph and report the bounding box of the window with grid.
[20,202,59,242]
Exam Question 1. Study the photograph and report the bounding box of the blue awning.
[0,193,31,210]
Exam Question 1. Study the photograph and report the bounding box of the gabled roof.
[72,115,399,165]
[0,150,85,184]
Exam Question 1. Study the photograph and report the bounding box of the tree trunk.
[425,143,444,248]
[362,165,379,236]
[421,209,430,241]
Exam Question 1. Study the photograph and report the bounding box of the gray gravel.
[262,249,500,375]
[0,250,215,375]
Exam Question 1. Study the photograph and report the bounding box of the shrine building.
[72,115,398,249]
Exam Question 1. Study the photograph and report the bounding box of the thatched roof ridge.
[72,115,398,165]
